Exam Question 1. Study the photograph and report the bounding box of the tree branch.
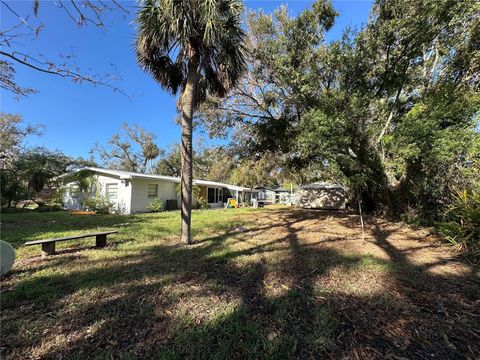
[1,0,130,98]
[0,50,129,98]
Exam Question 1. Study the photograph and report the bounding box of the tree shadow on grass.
[1,208,479,359]
[1,212,146,249]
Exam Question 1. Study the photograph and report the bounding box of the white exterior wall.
[96,174,132,214]
[130,178,179,213]
[62,182,82,210]
[60,168,253,214]
[62,173,132,214]
[256,189,276,203]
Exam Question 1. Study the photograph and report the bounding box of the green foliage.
[69,174,117,214]
[0,113,94,207]
[156,144,182,177]
[135,0,247,103]
[437,189,480,254]
[135,0,248,242]
[190,185,209,210]
[93,123,160,173]
[76,172,93,193]
[229,155,281,189]
[156,144,234,183]
[194,146,235,183]
[0,113,43,156]
[197,196,209,210]
[16,147,73,192]
[84,194,113,215]
[146,198,164,212]
[176,184,209,210]
[44,187,65,211]
[202,0,480,220]
[191,185,201,202]
[70,173,100,200]
[0,169,30,207]
[192,186,210,210]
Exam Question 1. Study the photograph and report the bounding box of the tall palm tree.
[135,0,247,243]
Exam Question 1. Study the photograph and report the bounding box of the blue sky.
[1,1,372,159]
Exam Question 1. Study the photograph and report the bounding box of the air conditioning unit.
[165,199,178,211]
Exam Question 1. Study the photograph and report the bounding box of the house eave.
[57,167,256,192]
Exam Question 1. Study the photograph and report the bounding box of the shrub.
[84,195,113,214]
[37,202,63,212]
[436,189,480,255]
[147,198,164,212]
[42,187,64,211]
[196,196,209,209]
[176,184,209,210]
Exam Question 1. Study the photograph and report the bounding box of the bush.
[176,184,209,209]
[147,198,164,212]
[37,203,63,212]
[84,195,113,214]
[436,189,480,255]
[47,186,65,208]
[400,206,433,228]
[35,188,64,212]
[196,196,209,210]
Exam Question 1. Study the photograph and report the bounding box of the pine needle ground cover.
[1,207,479,359]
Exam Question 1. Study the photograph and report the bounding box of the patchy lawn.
[1,207,479,359]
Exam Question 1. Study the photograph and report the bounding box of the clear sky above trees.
[0,1,371,158]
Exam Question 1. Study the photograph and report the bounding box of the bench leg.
[96,234,107,248]
[42,242,55,257]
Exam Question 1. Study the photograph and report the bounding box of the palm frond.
[135,0,247,101]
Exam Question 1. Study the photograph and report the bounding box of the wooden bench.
[24,231,118,257]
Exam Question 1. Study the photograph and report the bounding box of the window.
[106,183,118,200]
[208,187,224,203]
[148,184,158,198]
[207,187,215,203]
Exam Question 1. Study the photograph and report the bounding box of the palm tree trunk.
[180,58,199,244]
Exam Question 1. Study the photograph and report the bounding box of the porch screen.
[208,188,215,203]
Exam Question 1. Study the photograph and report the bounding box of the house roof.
[253,186,275,191]
[254,186,289,193]
[57,167,256,192]
[193,179,257,192]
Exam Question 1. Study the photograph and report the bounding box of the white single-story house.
[254,187,278,204]
[57,167,257,214]
[254,186,292,204]
[298,182,347,210]
[273,187,290,204]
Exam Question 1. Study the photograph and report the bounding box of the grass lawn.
[1,206,479,359]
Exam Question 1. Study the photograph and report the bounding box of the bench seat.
[25,230,118,256]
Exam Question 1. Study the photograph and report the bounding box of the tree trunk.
[382,161,419,213]
[180,58,199,244]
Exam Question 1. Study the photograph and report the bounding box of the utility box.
[165,199,178,211]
